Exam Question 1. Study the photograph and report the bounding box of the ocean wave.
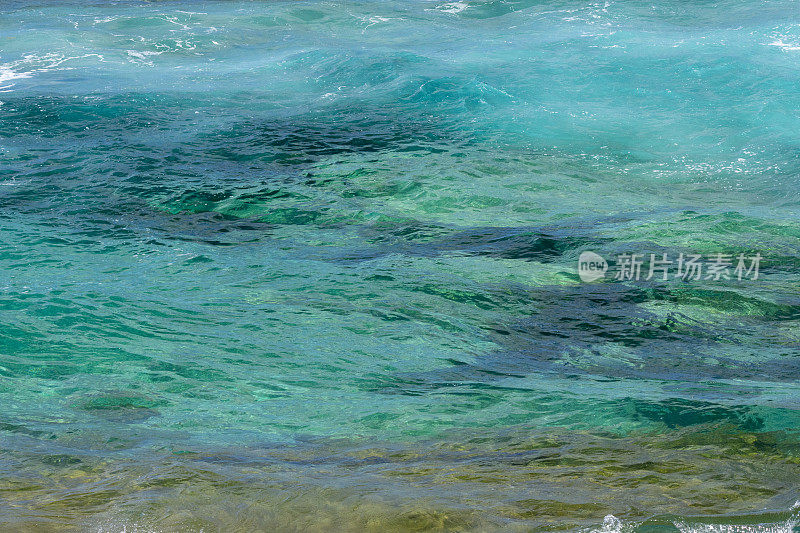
[0,66,31,92]
[767,39,800,52]
[586,503,800,533]
[0,52,103,91]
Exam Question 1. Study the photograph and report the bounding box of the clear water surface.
[1,0,800,531]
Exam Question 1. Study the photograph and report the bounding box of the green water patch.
[77,392,168,423]
[375,277,800,415]
[1,424,799,532]
[623,398,765,431]
[3,207,798,443]
[596,210,800,260]
[194,109,467,164]
[0,93,198,140]
[650,286,800,321]
[10,91,797,262]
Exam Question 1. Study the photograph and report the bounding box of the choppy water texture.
[1,0,800,531]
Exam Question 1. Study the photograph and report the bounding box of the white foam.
[768,39,800,51]
[0,66,30,91]
[436,1,469,14]
[126,50,164,66]
[675,519,798,533]
[588,514,624,533]
[0,65,31,84]
[584,504,800,533]
[0,52,104,90]
[93,16,118,24]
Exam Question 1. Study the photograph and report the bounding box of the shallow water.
[1,0,800,531]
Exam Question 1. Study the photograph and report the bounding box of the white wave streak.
[768,39,800,51]
[435,1,469,14]
[0,53,103,91]
[675,519,798,533]
[0,66,31,90]
[585,504,800,533]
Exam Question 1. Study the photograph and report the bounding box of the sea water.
[1,0,800,531]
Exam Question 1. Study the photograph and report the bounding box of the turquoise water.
[1,0,800,531]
